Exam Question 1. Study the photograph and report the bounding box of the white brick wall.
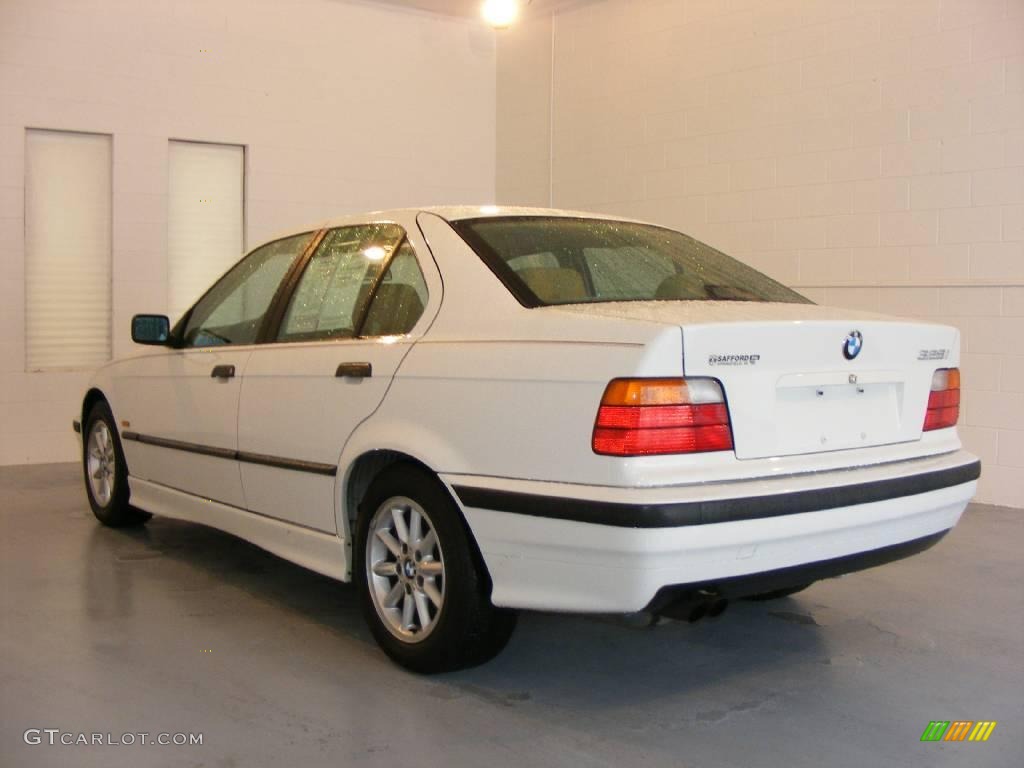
[0,0,495,465]
[498,0,1024,507]
[497,15,552,207]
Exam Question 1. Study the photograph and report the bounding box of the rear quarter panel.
[343,332,680,485]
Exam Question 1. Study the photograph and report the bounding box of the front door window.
[181,232,312,347]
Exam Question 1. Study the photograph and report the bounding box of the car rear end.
[431,210,980,615]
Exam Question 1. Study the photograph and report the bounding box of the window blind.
[167,141,245,324]
[24,129,113,371]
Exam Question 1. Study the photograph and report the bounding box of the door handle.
[211,364,236,379]
[336,362,372,378]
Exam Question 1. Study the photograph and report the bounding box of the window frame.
[24,128,114,371]
[170,221,434,350]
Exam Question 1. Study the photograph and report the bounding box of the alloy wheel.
[365,496,446,643]
[86,420,116,507]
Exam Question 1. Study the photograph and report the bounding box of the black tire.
[355,464,516,673]
[743,583,814,602]
[82,401,150,528]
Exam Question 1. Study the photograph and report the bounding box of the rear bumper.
[644,529,947,614]
[443,450,979,613]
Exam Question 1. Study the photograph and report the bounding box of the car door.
[236,222,439,533]
[115,232,313,508]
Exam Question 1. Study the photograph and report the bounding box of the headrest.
[362,283,424,336]
[655,273,705,300]
[517,267,587,303]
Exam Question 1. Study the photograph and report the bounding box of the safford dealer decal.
[708,354,761,366]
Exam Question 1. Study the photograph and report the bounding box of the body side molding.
[121,431,338,476]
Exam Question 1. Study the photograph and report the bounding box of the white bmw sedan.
[76,207,980,672]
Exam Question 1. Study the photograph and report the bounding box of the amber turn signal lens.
[601,378,690,406]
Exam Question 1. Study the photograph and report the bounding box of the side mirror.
[131,314,171,345]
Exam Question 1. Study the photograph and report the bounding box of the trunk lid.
[553,301,959,460]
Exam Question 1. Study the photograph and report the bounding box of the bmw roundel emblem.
[843,330,863,360]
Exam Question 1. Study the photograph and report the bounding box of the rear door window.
[360,241,429,336]
[277,224,406,342]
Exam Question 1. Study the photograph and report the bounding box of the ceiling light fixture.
[481,0,520,29]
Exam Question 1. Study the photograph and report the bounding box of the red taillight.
[923,367,960,431]
[592,378,733,456]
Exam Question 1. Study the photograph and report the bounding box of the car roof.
[254,206,653,253]
[329,205,649,226]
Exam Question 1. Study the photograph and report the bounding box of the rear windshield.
[451,216,811,307]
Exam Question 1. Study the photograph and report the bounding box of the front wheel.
[355,464,516,673]
[82,401,150,528]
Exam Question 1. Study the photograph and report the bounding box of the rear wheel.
[355,464,516,673]
[743,583,814,601]
[82,401,150,528]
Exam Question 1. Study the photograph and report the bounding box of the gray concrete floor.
[1,464,1021,768]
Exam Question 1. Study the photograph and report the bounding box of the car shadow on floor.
[84,513,829,710]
